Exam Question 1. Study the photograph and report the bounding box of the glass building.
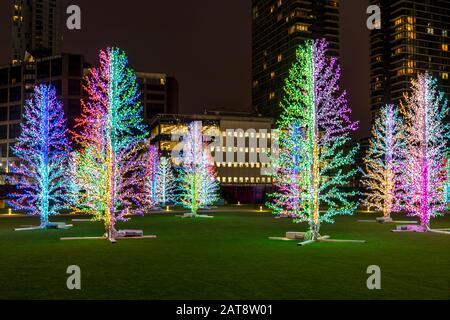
[252,0,340,117]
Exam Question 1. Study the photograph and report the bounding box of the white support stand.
[358,219,418,224]
[297,235,366,246]
[14,226,41,232]
[179,213,214,219]
[428,229,450,235]
[14,222,73,231]
[61,235,157,241]
[297,236,330,246]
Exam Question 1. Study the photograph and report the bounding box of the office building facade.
[137,72,179,123]
[11,0,62,64]
[252,0,340,117]
[148,112,275,203]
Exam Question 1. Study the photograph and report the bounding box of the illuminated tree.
[177,121,204,215]
[268,39,359,240]
[155,157,176,207]
[143,145,160,210]
[73,47,147,240]
[199,151,220,208]
[9,85,71,228]
[266,122,307,218]
[176,121,220,214]
[399,73,449,230]
[362,104,405,219]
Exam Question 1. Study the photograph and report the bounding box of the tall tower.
[252,0,340,117]
[370,0,450,118]
[11,0,62,64]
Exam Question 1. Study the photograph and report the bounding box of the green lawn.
[0,207,449,300]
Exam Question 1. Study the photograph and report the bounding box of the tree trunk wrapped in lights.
[399,73,449,230]
[9,85,72,229]
[143,145,160,210]
[155,157,176,207]
[268,39,359,241]
[73,47,147,241]
[362,104,405,219]
[199,151,220,208]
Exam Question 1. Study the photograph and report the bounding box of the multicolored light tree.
[399,73,449,230]
[177,121,220,215]
[268,39,359,240]
[177,121,204,215]
[9,85,71,228]
[266,122,307,218]
[155,157,176,207]
[362,104,405,220]
[73,47,147,240]
[143,145,160,210]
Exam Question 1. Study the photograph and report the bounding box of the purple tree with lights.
[400,73,449,230]
[362,104,405,220]
[268,39,359,240]
[9,85,71,228]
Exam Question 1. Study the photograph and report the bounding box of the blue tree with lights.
[9,85,72,228]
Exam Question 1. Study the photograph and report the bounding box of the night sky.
[0,0,370,138]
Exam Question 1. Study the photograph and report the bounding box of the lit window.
[270,71,275,79]
[442,73,449,80]
[443,30,448,37]
[427,24,434,35]
[277,54,283,62]
[289,23,309,34]
[442,44,448,51]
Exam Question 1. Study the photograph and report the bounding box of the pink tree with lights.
[400,73,449,230]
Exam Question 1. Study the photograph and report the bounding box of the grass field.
[0,207,449,300]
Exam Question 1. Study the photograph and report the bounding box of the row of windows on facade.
[212,147,272,155]
[252,0,338,20]
[216,162,272,168]
[373,45,449,62]
[221,131,274,139]
[394,17,448,37]
[217,176,272,184]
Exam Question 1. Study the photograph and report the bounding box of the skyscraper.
[11,0,62,64]
[370,0,450,117]
[252,0,340,117]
